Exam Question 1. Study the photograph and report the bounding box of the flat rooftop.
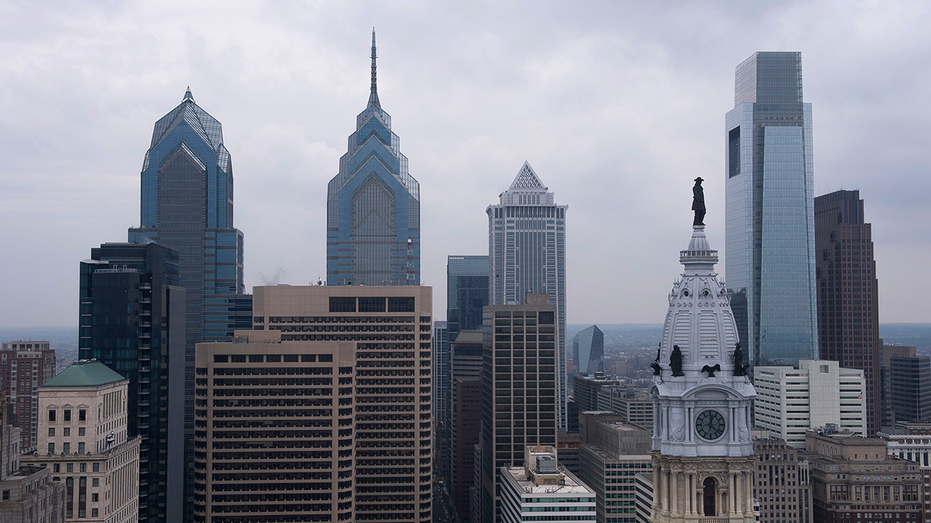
[502,466,595,496]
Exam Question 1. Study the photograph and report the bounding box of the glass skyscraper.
[127,88,245,521]
[327,31,421,286]
[725,52,818,367]
[487,162,568,431]
[79,242,186,523]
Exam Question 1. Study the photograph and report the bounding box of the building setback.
[23,360,140,523]
[478,295,559,523]
[0,341,56,450]
[487,162,568,432]
[327,31,420,286]
[754,360,866,447]
[79,242,186,522]
[194,285,432,523]
[815,189,881,435]
[725,51,818,367]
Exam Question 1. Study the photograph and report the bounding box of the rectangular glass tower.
[725,52,818,367]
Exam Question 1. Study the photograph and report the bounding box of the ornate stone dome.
[650,224,756,458]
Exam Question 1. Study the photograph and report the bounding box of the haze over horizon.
[2,1,930,327]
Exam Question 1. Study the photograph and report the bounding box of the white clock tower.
[650,220,757,522]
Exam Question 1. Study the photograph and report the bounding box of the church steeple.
[368,28,380,108]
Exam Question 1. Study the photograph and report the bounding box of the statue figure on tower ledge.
[692,177,706,226]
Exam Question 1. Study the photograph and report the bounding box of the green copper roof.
[42,361,125,388]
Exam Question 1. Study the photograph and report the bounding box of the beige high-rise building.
[22,360,139,523]
[193,285,432,523]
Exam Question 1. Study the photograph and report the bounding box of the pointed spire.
[183,86,194,102]
[368,28,380,108]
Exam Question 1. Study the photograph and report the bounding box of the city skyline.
[3,2,931,327]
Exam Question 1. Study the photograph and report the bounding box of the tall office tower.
[194,285,433,523]
[578,420,652,523]
[22,360,141,523]
[487,162,568,432]
[447,256,490,344]
[0,394,67,522]
[881,344,931,426]
[450,330,483,521]
[433,320,450,485]
[327,31,420,286]
[752,436,813,523]
[478,295,559,523]
[725,51,818,367]
[650,221,756,523]
[572,325,604,378]
[498,446,595,522]
[815,190,880,434]
[807,430,922,522]
[79,242,186,522]
[0,341,56,450]
[753,360,866,447]
[445,256,489,489]
[127,89,245,521]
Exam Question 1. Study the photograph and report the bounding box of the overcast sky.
[2,0,930,328]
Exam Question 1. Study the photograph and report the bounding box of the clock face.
[696,410,726,440]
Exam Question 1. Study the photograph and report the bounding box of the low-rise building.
[22,360,140,522]
[499,446,595,523]
[807,429,922,522]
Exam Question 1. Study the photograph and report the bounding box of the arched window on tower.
[703,477,716,516]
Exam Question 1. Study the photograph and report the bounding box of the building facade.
[78,242,186,522]
[882,426,931,523]
[478,295,560,523]
[447,255,490,345]
[450,330,484,522]
[725,51,818,367]
[754,360,867,447]
[499,446,595,523]
[0,395,67,523]
[881,344,931,427]
[815,189,881,435]
[0,341,56,450]
[578,420,652,523]
[650,221,756,522]
[327,31,420,286]
[597,387,654,431]
[807,430,922,523]
[572,325,605,378]
[126,87,246,521]
[573,373,618,413]
[23,361,140,523]
[487,162,568,432]
[434,320,450,486]
[193,285,433,523]
[752,436,813,523]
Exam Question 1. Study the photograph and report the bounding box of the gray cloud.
[1,0,929,327]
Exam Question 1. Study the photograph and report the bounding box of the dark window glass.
[388,297,415,312]
[329,297,356,313]
[359,297,386,312]
[538,311,555,325]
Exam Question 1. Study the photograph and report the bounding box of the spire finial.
[183,86,194,102]
[368,28,380,108]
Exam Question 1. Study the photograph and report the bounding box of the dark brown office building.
[815,190,880,435]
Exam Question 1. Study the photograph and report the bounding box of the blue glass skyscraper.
[327,31,421,286]
[725,52,818,367]
[128,88,245,521]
